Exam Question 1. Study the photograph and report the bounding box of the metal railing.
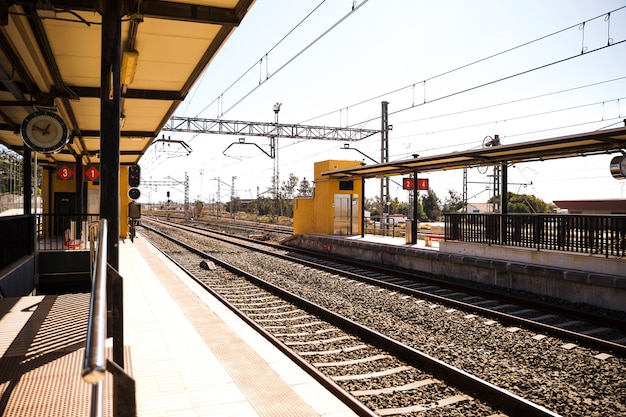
[82,219,136,417]
[365,216,402,237]
[445,213,626,258]
[35,213,100,250]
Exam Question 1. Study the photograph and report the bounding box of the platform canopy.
[322,126,626,179]
[0,0,255,166]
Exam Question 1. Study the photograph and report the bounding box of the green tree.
[420,188,441,221]
[489,192,551,213]
[388,197,408,215]
[281,173,298,199]
[442,189,464,213]
[297,177,312,196]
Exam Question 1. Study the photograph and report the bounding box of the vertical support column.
[412,171,418,244]
[100,0,122,269]
[273,103,281,217]
[500,162,508,245]
[23,148,33,254]
[23,147,32,216]
[184,172,190,220]
[360,178,365,238]
[380,101,389,235]
[462,168,468,213]
[75,156,84,240]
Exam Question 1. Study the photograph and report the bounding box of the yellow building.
[293,160,364,235]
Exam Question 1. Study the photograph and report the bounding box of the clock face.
[610,155,626,179]
[21,111,69,153]
[128,188,141,200]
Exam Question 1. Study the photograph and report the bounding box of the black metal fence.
[0,214,34,270]
[445,213,626,258]
[35,213,100,251]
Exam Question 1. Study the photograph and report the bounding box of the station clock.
[20,111,69,153]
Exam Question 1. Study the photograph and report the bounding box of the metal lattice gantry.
[162,116,380,142]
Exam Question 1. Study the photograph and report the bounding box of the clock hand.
[32,123,51,134]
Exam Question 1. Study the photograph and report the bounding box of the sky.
[139,0,626,207]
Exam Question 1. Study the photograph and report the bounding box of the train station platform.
[0,235,359,417]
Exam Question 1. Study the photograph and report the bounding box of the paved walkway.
[122,233,357,417]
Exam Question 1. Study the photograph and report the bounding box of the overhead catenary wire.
[191,0,368,122]
[302,6,626,127]
[147,4,626,202]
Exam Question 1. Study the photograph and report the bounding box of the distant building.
[553,199,626,215]
[466,202,494,214]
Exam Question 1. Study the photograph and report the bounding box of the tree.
[488,192,551,213]
[297,177,312,196]
[442,189,464,213]
[388,197,408,215]
[365,196,381,217]
[280,173,298,199]
[420,188,441,221]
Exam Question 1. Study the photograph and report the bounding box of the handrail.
[82,218,108,384]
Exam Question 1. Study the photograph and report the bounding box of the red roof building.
[553,199,626,215]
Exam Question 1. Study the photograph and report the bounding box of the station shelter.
[294,160,364,236]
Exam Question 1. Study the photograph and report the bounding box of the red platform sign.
[402,177,429,190]
[84,164,101,182]
[56,164,75,181]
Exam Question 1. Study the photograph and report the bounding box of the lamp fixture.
[121,50,139,85]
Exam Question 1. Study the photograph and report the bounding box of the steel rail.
[141,224,376,417]
[144,217,626,356]
[142,224,562,417]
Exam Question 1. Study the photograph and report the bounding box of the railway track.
[138,218,626,416]
[139,224,560,417]
[143,216,626,355]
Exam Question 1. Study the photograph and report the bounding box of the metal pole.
[273,103,281,217]
[184,172,189,220]
[380,101,389,235]
[100,0,122,269]
[231,176,236,218]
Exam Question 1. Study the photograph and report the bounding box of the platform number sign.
[84,164,100,182]
[56,164,75,181]
[402,178,429,190]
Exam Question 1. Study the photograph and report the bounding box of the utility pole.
[184,172,189,220]
[380,101,390,235]
[216,177,221,216]
[273,103,282,217]
[199,169,203,201]
[230,176,237,219]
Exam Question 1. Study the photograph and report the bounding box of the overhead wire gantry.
[162,116,380,144]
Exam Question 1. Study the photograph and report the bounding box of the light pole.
[199,169,203,201]
[273,103,282,217]
[230,176,236,219]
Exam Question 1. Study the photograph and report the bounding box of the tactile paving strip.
[0,293,116,417]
